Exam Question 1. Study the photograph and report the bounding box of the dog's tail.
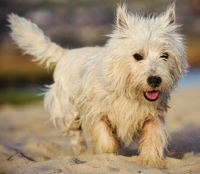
[8,13,66,68]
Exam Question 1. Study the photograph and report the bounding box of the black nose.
[147,76,162,88]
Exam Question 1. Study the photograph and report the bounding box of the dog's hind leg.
[68,119,87,155]
[69,130,86,155]
[91,116,120,154]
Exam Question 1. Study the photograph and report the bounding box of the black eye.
[160,53,168,60]
[133,53,143,61]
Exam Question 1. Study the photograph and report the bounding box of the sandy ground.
[0,88,200,174]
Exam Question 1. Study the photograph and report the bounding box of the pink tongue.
[145,91,159,100]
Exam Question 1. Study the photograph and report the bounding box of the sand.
[0,88,200,174]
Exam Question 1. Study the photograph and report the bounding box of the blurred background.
[0,0,200,106]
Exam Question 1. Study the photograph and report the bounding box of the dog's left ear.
[164,3,176,26]
[116,4,129,30]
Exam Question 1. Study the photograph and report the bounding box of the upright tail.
[8,13,66,68]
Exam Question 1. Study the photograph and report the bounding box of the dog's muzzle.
[144,76,162,101]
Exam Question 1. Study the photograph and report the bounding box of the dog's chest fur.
[80,90,165,144]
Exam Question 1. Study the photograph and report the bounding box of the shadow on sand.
[119,126,200,159]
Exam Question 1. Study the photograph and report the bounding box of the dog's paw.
[71,143,87,155]
[137,155,167,169]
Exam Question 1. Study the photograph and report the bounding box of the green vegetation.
[0,88,43,106]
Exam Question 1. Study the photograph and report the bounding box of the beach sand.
[0,88,200,173]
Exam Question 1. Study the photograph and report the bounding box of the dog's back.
[45,46,101,128]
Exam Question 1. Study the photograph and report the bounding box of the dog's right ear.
[162,3,176,27]
[116,4,129,30]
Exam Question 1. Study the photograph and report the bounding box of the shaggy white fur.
[8,3,188,168]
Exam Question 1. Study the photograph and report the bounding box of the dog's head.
[104,4,188,103]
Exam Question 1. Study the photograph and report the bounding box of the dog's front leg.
[138,117,168,169]
[92,116,120,154]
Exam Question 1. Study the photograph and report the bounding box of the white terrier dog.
[8,4,188,168]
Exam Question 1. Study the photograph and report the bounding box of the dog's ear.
[164,3,176,26]
[116,4,129,30]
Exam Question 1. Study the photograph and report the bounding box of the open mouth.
[144,90,159,102]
